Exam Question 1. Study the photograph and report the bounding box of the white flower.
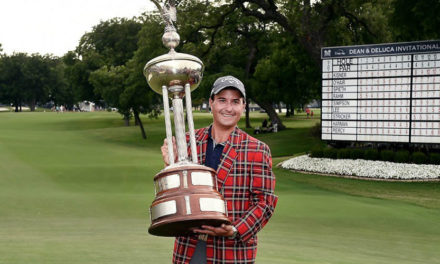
[280,155,440,180]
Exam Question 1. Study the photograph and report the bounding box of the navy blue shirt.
[205,127,225,170]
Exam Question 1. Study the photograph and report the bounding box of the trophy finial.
[151,0,180,50]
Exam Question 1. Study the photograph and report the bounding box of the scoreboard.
[321,40,440,144]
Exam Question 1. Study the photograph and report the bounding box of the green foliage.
[350,148,364,160]
[412,152,427,164]
[323,148,338,159]
[380,150,395,162]
[391,0,440,41]
[89,65,131,118]
[65,16,161,137]
[394,150,410,163]
[0,53,67,111]
[310,147,324,158]
[337,148,351,159]
[77,18,142,67]
[252,36,320,114]
[64,17,148,108]
[429,153,440,165]
[364,149,379,160]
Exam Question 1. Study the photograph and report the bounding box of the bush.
[412,152,427,164]
[337,148,351,159]
[309,122,321,138]
[323,148,338,159]
[350,148,364,160]
[394,150,410,163]
[310,147,324,158]
[380,150,395,162]
[364,149,379,160]
[429,153,440,165]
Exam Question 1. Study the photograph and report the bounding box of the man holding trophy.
[161,76,278,263]
[144,1,277,263]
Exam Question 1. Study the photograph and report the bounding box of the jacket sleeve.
[232,142,278,243]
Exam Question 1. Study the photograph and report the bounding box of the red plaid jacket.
[173,126,278,264]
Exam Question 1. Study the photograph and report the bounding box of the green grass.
[0,111,439,264]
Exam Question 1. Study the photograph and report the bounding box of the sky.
[0,0,156,57]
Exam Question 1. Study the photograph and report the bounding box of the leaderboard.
[321,40,440,144]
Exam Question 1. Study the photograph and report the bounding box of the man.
[162,76,278,264]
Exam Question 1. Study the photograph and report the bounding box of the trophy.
[143,0,230,237]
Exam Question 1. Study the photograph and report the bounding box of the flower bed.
[280,155,440,181]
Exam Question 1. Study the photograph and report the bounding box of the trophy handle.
[185,83,198,164]
[162,85,175,165]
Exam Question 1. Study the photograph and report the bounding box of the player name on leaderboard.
[321,40,440,144]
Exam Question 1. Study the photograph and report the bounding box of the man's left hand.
[193,224,235,237]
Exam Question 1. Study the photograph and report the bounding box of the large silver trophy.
[143,0,230,237]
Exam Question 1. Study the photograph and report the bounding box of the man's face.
[209,88,245,130]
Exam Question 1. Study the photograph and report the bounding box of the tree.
[21,54,51,111]
[0,53,68,112]
[63,50,103,104]
[89,61,159,138]
[89,65,133,124]
[64,17,143,108]
[0,53,28,112]
[66,16,161,139]
[391,0,440,41]
[48,58,74,109]
[252,34,320,124]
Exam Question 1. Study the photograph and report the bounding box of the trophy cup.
[143,0,230,237]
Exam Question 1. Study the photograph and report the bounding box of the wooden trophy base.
[148,164,231,237]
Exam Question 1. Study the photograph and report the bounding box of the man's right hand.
[161,137,177,166]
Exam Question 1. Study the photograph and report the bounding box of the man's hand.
[161,137,177,166]
[193,224,235,237]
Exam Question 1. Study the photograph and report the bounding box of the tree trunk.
[30,98,36,112]
[285,103,291,117]
[278,102,282,113]
[244,34,257,129]
[134,110,147,140]
[245,98,251,128]
[254,99,286,130]
[124,115,130,126]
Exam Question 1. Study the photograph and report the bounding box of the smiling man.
[162,75,278,264]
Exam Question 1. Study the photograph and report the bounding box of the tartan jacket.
[173,125,278,264]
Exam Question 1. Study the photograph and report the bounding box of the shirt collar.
[208,126,226,148]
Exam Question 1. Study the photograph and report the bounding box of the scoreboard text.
[321,40,440,143]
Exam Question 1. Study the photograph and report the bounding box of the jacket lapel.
[197,127,210,165]
[215,127,242,193]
